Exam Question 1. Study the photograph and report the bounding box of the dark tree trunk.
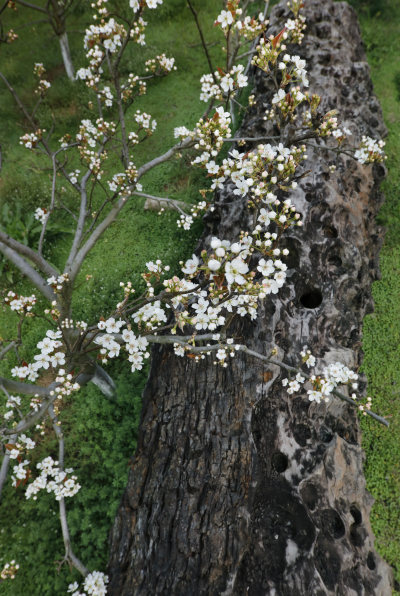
[107,1,393,594]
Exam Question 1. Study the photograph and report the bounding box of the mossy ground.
[347,0,400,587]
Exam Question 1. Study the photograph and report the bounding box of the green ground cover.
[348,0,400,587]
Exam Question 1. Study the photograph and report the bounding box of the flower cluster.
[214,8,235,31]
[3,394,21,421]
[11,331,63,381]
[76,66,100,87]
[199,64,247,102]
[8,329,77,387]
[68,571,109,596]
[11,459,30,486]
[132,301,167,330]
[35,79,51,96]
[19,130,43,149]
[95,319,150,371]
[177,213,194,230]
[284,15,307,44]
[354,136,386,165]
[332,126,352,143]
[280,53,309,85]
[6,29,18,43]
[78,13,130,87]
[76,118,115,174]
[207,143,305,208]
[84,18,126,55]
[214,3,266,39]
[235,14,268,40]
[4,291,36,315]
[52,369,80,397]
[0,561,19,580]
[300,346,316,368]
[315,111,340,137]
[33,62,45,77]
[33,206,48,224]
[25,456,81,501]
[6,434,36,460]
[283,350,361,405]
[47,273,69,292]
[191,107,232,166]
[130,0,163,11]
[145,54,176,75]
[129,15,147,46]
[270,86,307,121]
[134,110,157,134]
[354,394,373,416]
[252,34,287,72]
[121,74,147,102]
[33,62,51,96]
[99,85,113,107]
[174,126,193,140]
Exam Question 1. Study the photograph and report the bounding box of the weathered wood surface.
[107,1,393,593]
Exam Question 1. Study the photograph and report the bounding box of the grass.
[347,0,400,587]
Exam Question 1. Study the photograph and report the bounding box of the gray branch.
[49,406,89,577]
[0,231,57,278]
[137,136,195,179]
[65,171,91,272]
[0,241,55,301]
[0,433,16,501]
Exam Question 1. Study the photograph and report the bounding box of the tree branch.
[0,376,50,397]
[134,191,188,215]
[0,230,57,277]
[186,0,217,84]
[0,71,36,125]
[14,0,48,15]
[0,342,17,362]
[239,346,390,427]
[64,171,91,272]
[49,406,89,577]
[0,241,55,301]
[137,136,195,179]
[0,432,16,501]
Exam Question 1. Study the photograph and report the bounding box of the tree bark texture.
[108,1,393,594]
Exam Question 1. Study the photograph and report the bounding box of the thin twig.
[49,406,89,577]
[186,0,217,84]
[133,191,188,215]
[0,432,17,501]
[0,341,17,361]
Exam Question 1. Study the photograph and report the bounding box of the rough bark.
[107,1,393,594]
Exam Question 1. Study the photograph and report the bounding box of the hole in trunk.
[321,508,346,539]
[367,552,376,570]
[323,225,338,238]
[350,505,362,525]
[300,483,318,511]
[272,451,288,473]
[300,289,323,309]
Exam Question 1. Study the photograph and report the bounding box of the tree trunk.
[58,30,75,81]
[107,1,393,593]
